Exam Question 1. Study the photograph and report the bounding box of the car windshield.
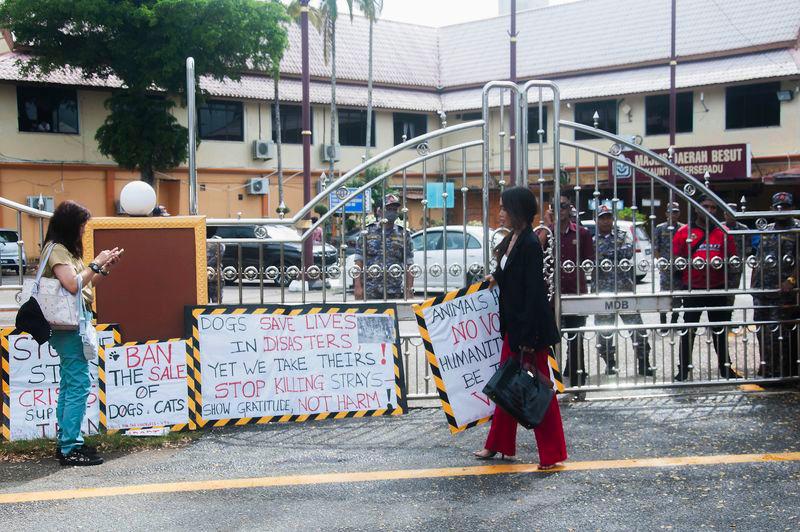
[634,226,650,241]
[0,231,19,243]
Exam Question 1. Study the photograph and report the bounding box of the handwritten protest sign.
[187,304,405,427]
[414,282,502,433]
[100,340,190,431]
[0,326,119,441]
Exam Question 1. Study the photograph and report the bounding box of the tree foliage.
[0,0,289,182]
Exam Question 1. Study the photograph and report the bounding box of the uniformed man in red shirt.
[672,195,740,381]
[538,192,594,387]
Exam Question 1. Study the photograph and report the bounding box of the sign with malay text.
[413,282,502,433]
[1,325,120,441]
[187,304,406,427]
[612,143,751,181]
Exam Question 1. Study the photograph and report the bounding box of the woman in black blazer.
[474,187,567,469]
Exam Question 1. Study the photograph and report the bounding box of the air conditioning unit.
[246,177,270,195]
[252,139,276,160]
[26,195,55,212]
[321,143,341,162]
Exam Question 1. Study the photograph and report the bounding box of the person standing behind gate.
[653,202,685,327]
[750,192,800,377]
[538,193,594,387]
[475,186,566,469]
[672,195,740,381]
[591,205,654,377]
[353,194,414,300]
[43,201,123,466]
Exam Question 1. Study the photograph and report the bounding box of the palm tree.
[356,0,383,159]
[319,0,354,182]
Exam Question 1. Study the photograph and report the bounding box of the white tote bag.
[19,243,80,330]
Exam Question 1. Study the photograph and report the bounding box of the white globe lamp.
[120,181,157,216]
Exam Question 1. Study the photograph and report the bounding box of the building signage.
[612,144,751,182]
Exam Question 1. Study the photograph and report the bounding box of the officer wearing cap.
[353,193,414,300]
[751,191,800,377]
[591,204,654,377]
[652,201,685,327]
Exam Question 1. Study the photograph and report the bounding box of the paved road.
[2,386,798,530]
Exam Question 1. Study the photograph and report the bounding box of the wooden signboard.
[84,216,207,343]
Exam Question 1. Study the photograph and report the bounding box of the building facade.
[0,0,799,257]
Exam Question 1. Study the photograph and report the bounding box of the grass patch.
[0,430,202,463]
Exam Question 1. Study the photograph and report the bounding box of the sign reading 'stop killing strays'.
[612,143,751,181]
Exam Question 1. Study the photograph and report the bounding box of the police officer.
[353,193,415,300]
[751,192,800,377]
[592,205,654,377]
[652,201,685,327]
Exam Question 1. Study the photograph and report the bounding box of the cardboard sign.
[100,340,190,431]
[414,282,502,433]
[0,325,120,441]
[187,304,406,427]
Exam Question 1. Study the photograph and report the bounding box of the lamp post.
[300,0,313,277]
[509,0,518,185]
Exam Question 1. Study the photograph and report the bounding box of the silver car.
[0,229,27,275]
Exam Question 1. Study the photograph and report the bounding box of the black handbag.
[483,355,554,429]
[16,296,52,345]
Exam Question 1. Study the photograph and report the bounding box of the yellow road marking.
[1,452,799,505]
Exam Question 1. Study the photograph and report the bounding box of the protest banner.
[186,304,406,428]
[99,339,190,432]
[413,282,502,433]
[0,325,120,441]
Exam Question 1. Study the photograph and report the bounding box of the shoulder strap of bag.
[31,243,57,294]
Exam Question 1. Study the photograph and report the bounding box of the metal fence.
[2,79,799,402]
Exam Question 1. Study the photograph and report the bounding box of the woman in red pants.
[474,187,567,469]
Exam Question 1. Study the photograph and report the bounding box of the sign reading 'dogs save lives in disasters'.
[1,326,119,441]
[189,305,405,425]
[100,340,189,431]
[413,283,502,433]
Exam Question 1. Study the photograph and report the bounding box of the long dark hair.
[494,186,538,259]
[44,201,92,258]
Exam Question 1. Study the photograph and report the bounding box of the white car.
[342,225,508,293]
[410,226,508,293]
[580,220,652,282]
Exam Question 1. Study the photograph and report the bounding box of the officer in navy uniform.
[353,193,415,300]
[592,205,654,377]
[751,192,800,377]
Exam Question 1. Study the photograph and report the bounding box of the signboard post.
[611,143,752,182]
[329,187,371,214]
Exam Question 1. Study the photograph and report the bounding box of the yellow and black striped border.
[98,338,193,434]
[0,324,121,441]
[0,327,12,441]
[414,282,565,435]
[413,281,494,434]
[185,304,407,429]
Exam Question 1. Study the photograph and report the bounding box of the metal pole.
[669,0,677,148]
[301,0,313,281]
[509,0,518,185]
[186,57,198,215]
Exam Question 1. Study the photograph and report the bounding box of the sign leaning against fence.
[99,339,191,433]
[186,304,406,428]
[413,281,503,434]
[1,325,120,441]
